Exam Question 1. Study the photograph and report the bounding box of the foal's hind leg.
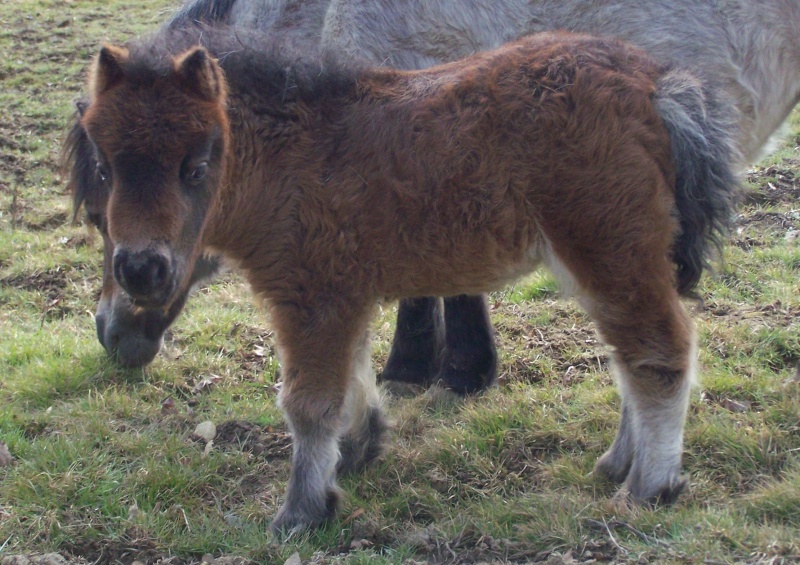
[269,302,385,533]
[585,290,695,504]
[594,399,634,484]
[337,330,388,475]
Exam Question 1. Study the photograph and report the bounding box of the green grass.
[1,0,799,563]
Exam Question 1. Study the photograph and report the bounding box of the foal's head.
[81,43,229,310]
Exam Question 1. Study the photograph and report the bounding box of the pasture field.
[0,0,799,563]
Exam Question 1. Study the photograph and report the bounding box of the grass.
[0,0,799,563]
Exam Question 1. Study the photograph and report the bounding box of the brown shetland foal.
[78,27,738,532]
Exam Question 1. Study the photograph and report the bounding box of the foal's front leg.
[269,302,382,533]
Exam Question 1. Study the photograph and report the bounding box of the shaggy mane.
[122,24,361,103]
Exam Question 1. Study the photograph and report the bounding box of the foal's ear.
[91,44,129,95]
[174,47,226,102]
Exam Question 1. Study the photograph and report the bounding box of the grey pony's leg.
[436,294,497,394]
[382,295,497,395]
[381,297,443,386]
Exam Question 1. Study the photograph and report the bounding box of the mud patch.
[24,211,69,231]
[1,269,69,300]
[745,163,800,205]
[61,533,163,565]
[58,535,255,565]
[496,304,607,386]
[213,420,291,460]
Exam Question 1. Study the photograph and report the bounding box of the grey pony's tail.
[654,68,741,296]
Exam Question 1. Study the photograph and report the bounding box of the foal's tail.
[654,69,741,296]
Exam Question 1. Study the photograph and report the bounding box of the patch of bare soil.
[0,145,26,184]
[703,300,800,325]
[339,520,621,564]
[57,534,254,565]
[60,534,162,565]
[745,163,800,205]
[213,420,291,460]
[0,269,69,300]
[732,208,800,249]
[24,211,68,231]
[495,303,607,386]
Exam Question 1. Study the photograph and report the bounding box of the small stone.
[720,398,750,413]
[283,553,302,565]
[0,442,13,467]
[201,554,215,565]
[224,512,243,527]
[193,421,217,442]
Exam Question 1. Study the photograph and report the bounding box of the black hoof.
[337,405,389,475]
[435,344,497,395]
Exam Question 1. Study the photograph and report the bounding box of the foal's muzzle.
[113,246,175,308]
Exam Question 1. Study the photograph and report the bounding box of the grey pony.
[81,0,800,386]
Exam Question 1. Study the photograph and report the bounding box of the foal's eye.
[96,164,109,183]
[187,162,208,185]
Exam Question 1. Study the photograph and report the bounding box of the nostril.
[113,251,128,288]
[95,313,107,349]
[149,256,168,288]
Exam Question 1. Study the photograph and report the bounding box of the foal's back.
[280,33,675,299]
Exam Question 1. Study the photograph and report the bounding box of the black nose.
[113,248,171,302]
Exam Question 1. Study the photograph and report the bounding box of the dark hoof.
[337,406,388,475]
[435,346,497,395]
[270,488,339,535]
[644,476,689,506]
[594,451,632,485]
